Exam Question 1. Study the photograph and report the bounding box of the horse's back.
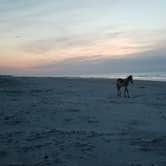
[117,78,123,83]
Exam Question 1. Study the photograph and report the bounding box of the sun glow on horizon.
[0,36,158,71]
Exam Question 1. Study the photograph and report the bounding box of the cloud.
[20,23,166,57]
[31,46,166,75]
[18,28,166,76]
[20,29,125,58]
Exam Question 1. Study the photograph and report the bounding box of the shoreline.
[1,74,166,83]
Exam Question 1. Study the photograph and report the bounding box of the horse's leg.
[124,87,130,97]
[119,87,122,97]
[117,84,120,97]
[117,86,119,96]
[124,88,126,97]
[126,88,130,98]
[124,87,128,97]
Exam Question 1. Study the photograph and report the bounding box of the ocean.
[4,71,166,82]
[78,72,166,82]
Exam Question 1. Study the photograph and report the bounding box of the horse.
[116,75,133,97]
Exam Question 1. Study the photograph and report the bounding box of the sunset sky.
[0,0,166,76]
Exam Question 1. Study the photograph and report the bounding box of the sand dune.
[0,76,166,166]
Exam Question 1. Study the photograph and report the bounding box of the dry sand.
[0,76,166,166]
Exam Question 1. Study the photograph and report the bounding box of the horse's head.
[128,75,133,84]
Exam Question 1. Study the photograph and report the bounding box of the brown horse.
[116,75,133,97]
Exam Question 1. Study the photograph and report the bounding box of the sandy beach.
[0,76,166,166]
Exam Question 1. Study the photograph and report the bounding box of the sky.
[0,0,166,76]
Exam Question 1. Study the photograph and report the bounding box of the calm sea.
[9,72,166,82]
[78,72,166,82]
